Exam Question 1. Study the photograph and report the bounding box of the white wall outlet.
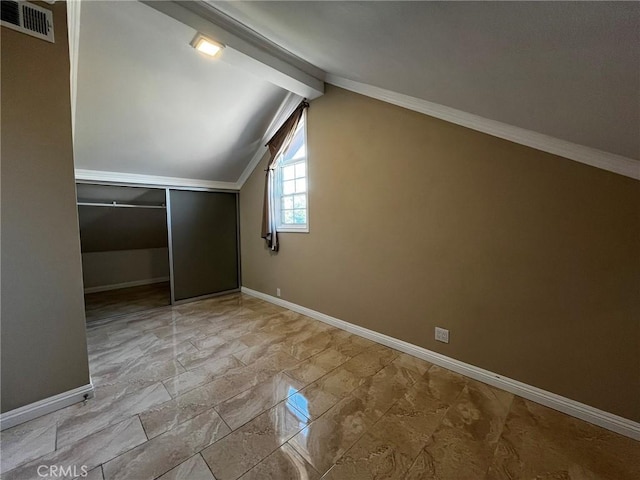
[435,327,449,344]
[276,288,281,297]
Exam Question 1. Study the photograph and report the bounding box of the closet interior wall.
[77,183,170,291]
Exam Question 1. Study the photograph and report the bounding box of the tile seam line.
[213,406,233,434]
[56,410,147,451]
[4,416,145,479]
[137,413,151,441]
[199,452,218,480]
[202,400,309,480]
[149,452,201,480]
[103,412,230,480]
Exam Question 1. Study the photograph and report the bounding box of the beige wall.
[1,2,91,412]
[241,85,640,421]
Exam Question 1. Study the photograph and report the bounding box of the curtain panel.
[261,100,309,251]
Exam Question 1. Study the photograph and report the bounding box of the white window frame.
[275,112,309,233]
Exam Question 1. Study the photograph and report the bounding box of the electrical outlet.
[276,288,281,297]
[435,327,449,344]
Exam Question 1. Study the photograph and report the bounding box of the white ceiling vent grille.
[1,1,54,43]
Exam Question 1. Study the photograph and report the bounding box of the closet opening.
[76,183,171,323]
[76,182,241,325]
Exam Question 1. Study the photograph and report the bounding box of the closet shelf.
[77,201,166,209]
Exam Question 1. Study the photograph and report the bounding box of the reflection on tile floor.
[1,293,638,479]
[84,282,171,323]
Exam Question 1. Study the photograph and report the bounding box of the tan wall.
[1,2,91,412]
[240,85,640,421]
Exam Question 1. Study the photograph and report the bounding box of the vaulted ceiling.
[74,1,289,183]
[74,1,639,185]
[209,0,639,161]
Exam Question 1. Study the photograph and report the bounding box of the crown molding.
[326,75,640,181]
[237,91,303,188]
[75,169,240,191]
[74,3,638,182]
[237,146,268,189]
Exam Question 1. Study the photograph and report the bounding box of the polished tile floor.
[84,282,171,323]
[1,293,638,479]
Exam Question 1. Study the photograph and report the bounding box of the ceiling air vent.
[1,0,54,43]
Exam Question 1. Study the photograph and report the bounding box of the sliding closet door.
[168,190,239,302]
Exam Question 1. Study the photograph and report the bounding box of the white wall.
[82,248,170,291]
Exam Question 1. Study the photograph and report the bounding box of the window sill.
[277,226,309,233]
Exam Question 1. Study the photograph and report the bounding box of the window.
[275,113,308,232]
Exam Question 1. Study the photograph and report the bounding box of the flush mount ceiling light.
[190,33,224,58]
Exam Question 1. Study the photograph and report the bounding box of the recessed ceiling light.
[190,33,224,58]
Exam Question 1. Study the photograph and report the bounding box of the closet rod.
[77,202,166,209]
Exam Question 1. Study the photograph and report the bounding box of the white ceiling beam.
[141,1,324,100]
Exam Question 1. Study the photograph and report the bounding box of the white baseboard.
[241,287,640,440]
[0,383,95,431]
[84,276,170,294]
